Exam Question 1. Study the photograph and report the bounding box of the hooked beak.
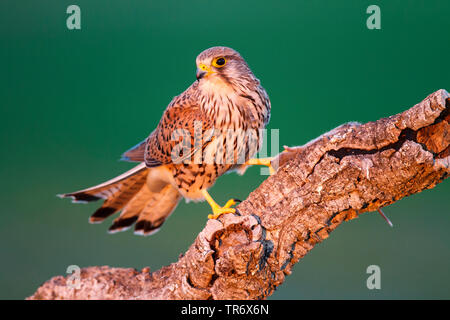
[196,68,207,80]
[196,63,213,80]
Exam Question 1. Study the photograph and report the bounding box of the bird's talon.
[208,207,236,220]
[202,190,239,219]
[223,198,238,209]
[246,157,276,175]
[269,165,275,175]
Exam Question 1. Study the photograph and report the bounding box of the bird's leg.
[245,157,276,175]
[202,189,237,219]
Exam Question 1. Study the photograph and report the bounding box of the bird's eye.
[212,57,226,68]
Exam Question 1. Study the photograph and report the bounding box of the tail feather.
[108,184,181,236]
[134,184,181,236]
[107,184,153,232]
[59,163,148,203]
[89,169,149,223]
[59,163,182,236]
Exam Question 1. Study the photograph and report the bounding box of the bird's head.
[195,46,254,85]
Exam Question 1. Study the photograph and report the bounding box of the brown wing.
[122,83,213,167]
[121,140,146,162]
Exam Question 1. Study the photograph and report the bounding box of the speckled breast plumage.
[166,79,271,200]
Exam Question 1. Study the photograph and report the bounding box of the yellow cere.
[198,63,210,72]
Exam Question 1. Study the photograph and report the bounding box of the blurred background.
[1,0,449,299]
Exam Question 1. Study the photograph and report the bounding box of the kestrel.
[59,46,273,236]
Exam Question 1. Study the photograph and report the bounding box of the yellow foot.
[223,198,238,209]
[245,157,276,175]
[202,190,239,219]
[207,205,236,219]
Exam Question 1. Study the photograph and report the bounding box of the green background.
[1,0,449,299]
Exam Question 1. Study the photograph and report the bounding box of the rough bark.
[29,89,450,300]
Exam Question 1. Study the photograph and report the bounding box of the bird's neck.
[197,77,267,131]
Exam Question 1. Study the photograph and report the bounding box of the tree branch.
[29,89,450,300]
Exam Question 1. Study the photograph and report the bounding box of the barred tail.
[58,163,181,236]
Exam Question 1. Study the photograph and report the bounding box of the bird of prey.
[59,46,273,236]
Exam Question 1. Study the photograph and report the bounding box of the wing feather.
[132,83,214,167]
